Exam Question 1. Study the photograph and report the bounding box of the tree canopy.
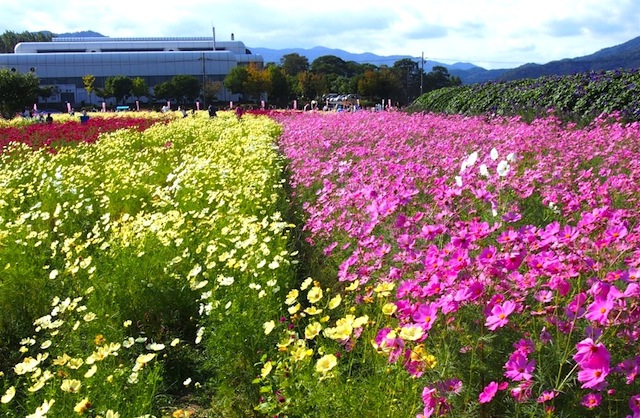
[0,68,40,119]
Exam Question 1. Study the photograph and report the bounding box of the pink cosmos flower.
[581,392,602,409]
[485,300,517,331]
[413,302,438,331]
[629,394,640,416]
[573,338,611,369]
[504,353,536,381]
[479,381,498,404]
[578,366,610,389]
[585,296,615,325]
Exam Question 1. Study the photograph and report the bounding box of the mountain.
[54,30,106,38]
[249,46,476,74]
[497,36,640,81]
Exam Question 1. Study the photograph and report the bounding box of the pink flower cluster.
[273,111,640,416]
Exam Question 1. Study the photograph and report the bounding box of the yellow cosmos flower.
[287,303,301,315]
[305,322,322,340]
[61,378,82,393]
[399,324,424,341]
[1,386,15,404]
[291,345,313,362]
[374,281,395,297]
[263,320,276,335]
[73,397,91,414]
[260,361,273,378]
[345,280,359,291]
[285,289,299,305]
[315,354,337,374]
[84,365,97,378]
[328,294,342,309]
[382,303,397,316]
[300,277,313,291]
[307,286,323,304]
[304,306,323,315]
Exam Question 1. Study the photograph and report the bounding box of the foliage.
[0,68,40,119]
[104,75,134,105]
[0,30,53,53]
[408,68,640,124]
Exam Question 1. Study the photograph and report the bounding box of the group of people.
[21,108,53,124]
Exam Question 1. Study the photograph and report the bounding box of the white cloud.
[1,0,638,69]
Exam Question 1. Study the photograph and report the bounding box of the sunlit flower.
[307,286,323,303]
[61,378,82,393]
[1,386,15,404]
[261,361,273,378]
[26,399,54,418]
[285,289,299,305]
[84,365,97,378]
[263,320,276,335]
[399,324,424,341]
[73,398,91,414]
[497,160,510,177]
[305,322,322,340]
[382,303,397,316]
[328,294,342,309]
[315,354,337,374]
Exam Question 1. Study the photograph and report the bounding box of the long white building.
[0,36,263,107]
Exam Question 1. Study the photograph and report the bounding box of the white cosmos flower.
[479,164,489,177]
[497,160,510,177]
[490,147,499,160]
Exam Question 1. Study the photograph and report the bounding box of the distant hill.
[54,30,106,38]
[497,36,640,81]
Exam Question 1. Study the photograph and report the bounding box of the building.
[0,36,263,108]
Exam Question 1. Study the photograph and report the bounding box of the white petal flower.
[490,147,499,160]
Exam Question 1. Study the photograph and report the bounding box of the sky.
[1,0,639,69]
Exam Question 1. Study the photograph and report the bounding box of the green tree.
[83,74,96,105]
[171,75,201,104]
[0,30,52,53]
[266,65,290,106]
[0,68,39,119]
[130,77,149,101]
[153,80,176,102]
[423,66,461,93]
[223,66,249,97]
[311,55,349,77]
[280,53,309,76]
[104,75,133,104]
[393,58,424,105]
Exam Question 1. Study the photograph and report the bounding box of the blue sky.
[1,0,639,69]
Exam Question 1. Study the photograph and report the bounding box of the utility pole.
[202,52,206,108]
[420,52,425,96]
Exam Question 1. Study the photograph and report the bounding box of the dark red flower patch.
[0,117,164,152]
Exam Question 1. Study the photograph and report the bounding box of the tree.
[423,66,462,93]
[153,80,175,102]
[244,63,270,101]
[171,75,201,104]
[311,55,350,77]
[280,53,309,76]
[83,74,96,105]
[266,65,290,106]
[0,68,39,119]
[203,80,223,103]
[130,77,149,101]
[104,75,133,104]
[357,68,403,103]
[1,30,53,53]
[393,58,424,105]
[224,66,249,97]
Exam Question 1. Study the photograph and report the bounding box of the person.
[45,113,53,124]
[80,110,90,124]
[235,105,244,119]
[208,105,217,118]
[178,106,187,118]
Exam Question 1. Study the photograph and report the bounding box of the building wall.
[0,37,263,107]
